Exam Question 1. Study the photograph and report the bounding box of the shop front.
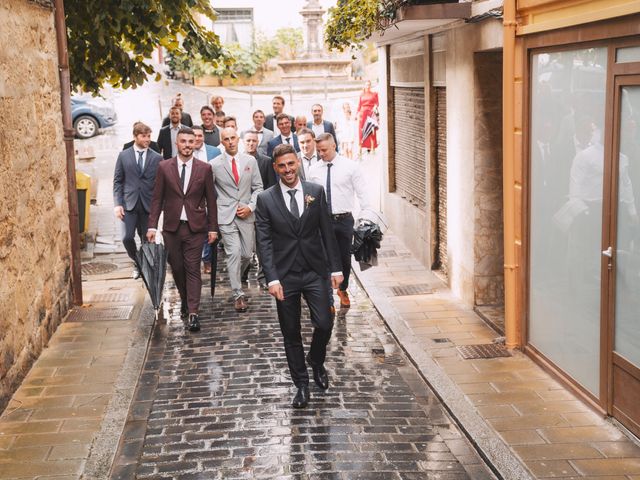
[505,4,640,437]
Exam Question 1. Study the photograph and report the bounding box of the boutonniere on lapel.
[244,166,251,172]
[304,194,315,207]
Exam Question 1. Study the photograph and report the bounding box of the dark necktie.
[285,137,290,144]
[288,189,299,218]
[180,163,186,191]
[231,157,239,185]
[137,151,144,174]
[326,163,333,215]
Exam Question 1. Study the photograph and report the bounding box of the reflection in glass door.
[610,81,640,436]
[529,47,608,396]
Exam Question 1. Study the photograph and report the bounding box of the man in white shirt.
[307,104,338,146]
[308,133,372,309]
[296,128,320,180]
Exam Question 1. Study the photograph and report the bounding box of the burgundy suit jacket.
[148,157,218,233]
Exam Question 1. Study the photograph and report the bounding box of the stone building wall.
[0,0,72,411]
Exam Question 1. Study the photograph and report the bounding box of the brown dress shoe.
[203,262,212,274]
[337,289,350,308]
[234,296,248,312]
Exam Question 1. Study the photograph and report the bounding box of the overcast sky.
[212,0,338,36]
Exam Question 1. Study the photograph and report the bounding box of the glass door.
[607,75,640,437]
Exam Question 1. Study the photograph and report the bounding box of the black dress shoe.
[180,303,188,321]
[306,355,329,390]
[292,386,310,408]
[187,314,200,332]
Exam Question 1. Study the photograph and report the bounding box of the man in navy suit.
[255,143,342,408]
[266,113,300,159]
[308,104,338,146]
[264,96,294,135]
[113,122,163,278]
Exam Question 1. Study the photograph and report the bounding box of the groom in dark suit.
[255,143,342,408]
[113,122,163,278]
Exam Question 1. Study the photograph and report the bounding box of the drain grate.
[89,293,134,303]
[456,344,511,359]
[66,306,134,322]
[432,338,450,344]
[82,262,119,276]
[378,250,398,258]
[390,284,433,296]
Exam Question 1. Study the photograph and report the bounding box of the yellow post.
[75,171,91,234]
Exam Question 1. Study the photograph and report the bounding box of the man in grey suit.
[210,127,264,312]
[113,122,163,278]
[243,109,274,157]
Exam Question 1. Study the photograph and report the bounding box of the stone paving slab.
[0,256,152,480]
[354,231,640,480]
[109,256,495,480]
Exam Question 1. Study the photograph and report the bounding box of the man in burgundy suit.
[147,127,218,332]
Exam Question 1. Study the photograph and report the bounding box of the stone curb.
[352,266,534,480]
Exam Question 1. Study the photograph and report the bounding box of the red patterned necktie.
[231,157,239,185]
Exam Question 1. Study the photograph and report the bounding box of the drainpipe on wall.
[54,0,83,306]
[502,0,519,348]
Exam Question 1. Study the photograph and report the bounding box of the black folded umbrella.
[351,220,383,271]
[136,242,168,317]
[210,238,220,297]
[361,114,379,143]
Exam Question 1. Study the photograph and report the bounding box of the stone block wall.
[0,0,72,411]
[473,51,504,306]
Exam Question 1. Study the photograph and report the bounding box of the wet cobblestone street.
[110,260,495,480]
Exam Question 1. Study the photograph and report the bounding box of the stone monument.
[278,0,351,82]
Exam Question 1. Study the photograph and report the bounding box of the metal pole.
[158,97,163,121]
[54,0,83,305]
[324,79,328,100]
[289,85,293,106]
[250,85,254,108]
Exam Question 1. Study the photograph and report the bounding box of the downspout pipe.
[53,0,83,306]
[503,0,519,348]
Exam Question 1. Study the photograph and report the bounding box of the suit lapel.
[168,158,182,193]
[299,183,313,231]
[185,159,198,195]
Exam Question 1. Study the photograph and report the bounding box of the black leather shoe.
[180,303,188,321]
[307,355,329,390]
[187,314,200,332]
[292,386,310,408]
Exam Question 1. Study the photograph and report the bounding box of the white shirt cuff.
[148,228,157,232]
[268,280,280,287]
[331,272,342,277]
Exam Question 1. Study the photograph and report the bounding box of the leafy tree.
[325,0,404,52]
[272,27,304,60]
[65,0,234,93]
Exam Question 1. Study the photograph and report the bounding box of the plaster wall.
[0,0,72,411]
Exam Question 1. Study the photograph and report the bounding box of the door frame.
[604,70,640,437]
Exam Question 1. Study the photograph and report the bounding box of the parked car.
[71,95,117,139]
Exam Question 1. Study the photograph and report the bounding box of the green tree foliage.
[325,0,405,52]
[272,27,304,60]
[65,0,234,93]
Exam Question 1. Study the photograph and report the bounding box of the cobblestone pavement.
[110,260,495,480]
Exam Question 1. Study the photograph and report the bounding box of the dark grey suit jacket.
[113,147,163,212]
[264,113,295,132]
[255,181,341,284]
[266,133,300,158]
[307,120,338,145]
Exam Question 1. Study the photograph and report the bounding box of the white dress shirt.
[308,154,371,215]
[311,122,325,138]
[134,147,148,170]
[280,134,293,145]
[170,124,183,157]
[177,157,193,221]
[299,152,319,179]
[192,146,207,161]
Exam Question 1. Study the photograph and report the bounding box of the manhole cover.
[390,284,433,296]
[457,344,511,359]
[82,262,119,276]
[378,250,398,258]
[89,293,134,303]
[66,306,134,322]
